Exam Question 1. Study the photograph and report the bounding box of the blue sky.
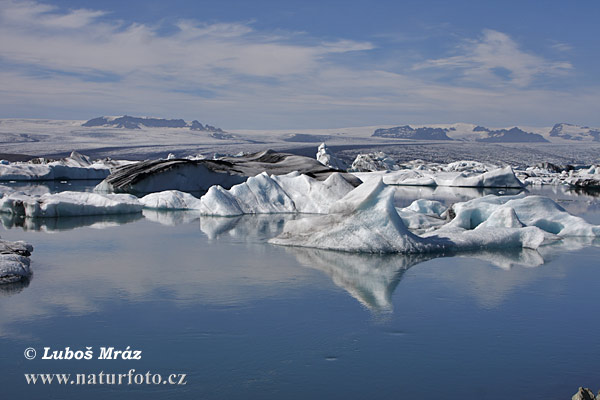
[1,0,599,129]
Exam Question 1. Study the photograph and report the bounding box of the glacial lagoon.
[1,184,599,399]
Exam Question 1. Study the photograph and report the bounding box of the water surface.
[1,185,599,399]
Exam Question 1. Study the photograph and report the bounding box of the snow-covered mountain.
[474,126,548,143]
[548,123,600,142]
[82,115,225,133]
[373,124,547,142]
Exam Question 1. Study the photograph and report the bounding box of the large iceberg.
[270,179,547,253]
[96,150,360,194]
[0,239,33,284]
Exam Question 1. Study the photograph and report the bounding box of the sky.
[1,0,599,129]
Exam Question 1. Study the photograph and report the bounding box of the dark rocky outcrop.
[373,125,452,140]
[82,116,225,132]
[572,387,597,400]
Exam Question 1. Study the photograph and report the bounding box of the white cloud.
[0,1,595,128]
[414,29,572,87]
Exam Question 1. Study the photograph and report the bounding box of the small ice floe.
[269,178,599,254]
[0,239,33,284]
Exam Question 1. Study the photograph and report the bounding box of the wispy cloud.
[414,29,572,87]
[0,0,595,128]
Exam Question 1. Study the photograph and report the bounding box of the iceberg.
[198,171,355,216]
[96,150,360,194]
[446,194,600,236]
[269,179,553,253]
[316,143,348,170]
[353,166,523,188]
[1,191,142,218]
[0,239,33,284]
[0,151,115,181]
[349,152,398,172]
[139,190,203,210]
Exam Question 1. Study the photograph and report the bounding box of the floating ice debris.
[353,166,524,188]
[0,239,33,284]
[517,163,600,188]
[316,143,347,170]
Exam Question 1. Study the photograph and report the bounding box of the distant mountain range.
[372,123,600,143]
[549,123,600,142]
[82,116,225,133]
[473,126,548,143]
[373,125,452,140]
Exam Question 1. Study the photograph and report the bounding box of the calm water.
[1,184,600,399]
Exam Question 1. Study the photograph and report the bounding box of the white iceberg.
[349,152,398,172]
[353,166,523,188]
[0,151,113,181]
[269,179,552,253]
[1,191,142,218]
[139,190,203,210]
[316,143,347,170]
[446,194,600,236]
[198,171,355,216]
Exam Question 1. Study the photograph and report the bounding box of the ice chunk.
[198,171,354,216]
[140,190,202,210]
[353,166,523,188]
[316,143,348,170]
[228,172,295,214]
[395,209,447,231]
[447,194,600,236]
[1,191,142,218]
[270,179,549,253]
[405,199,447,217]
[0,151,113,181]
[198,186,244,216]
[349,152,398,172]
[0,239,33,284]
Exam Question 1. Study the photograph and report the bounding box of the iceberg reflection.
[284,244,582,312]
[0,213,143,231]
